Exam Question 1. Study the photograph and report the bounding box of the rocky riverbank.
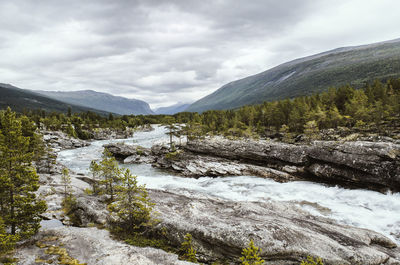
[105,137,400,192]
[15,170,400,265]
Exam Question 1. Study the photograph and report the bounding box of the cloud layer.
[1,0,400,108]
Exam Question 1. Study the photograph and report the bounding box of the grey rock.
[15,226,193,265]
[183,138,400,192]
[151,189,400,265]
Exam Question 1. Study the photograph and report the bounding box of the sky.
[1,0,400,109]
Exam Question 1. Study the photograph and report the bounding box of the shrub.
[240,239,264,265]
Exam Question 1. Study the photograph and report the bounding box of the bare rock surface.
[105,137,400,191]
[42,130,89,151]
[15,226,194,265]
[151,189,400,265]
[184,138,400,192]
[30,170,400,265]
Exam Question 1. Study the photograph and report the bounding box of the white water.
[58,125,400,244]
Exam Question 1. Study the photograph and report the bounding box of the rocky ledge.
[184,138,400,192]
[104,138,400,192]
[42,131,89,151]
[151,189,400,265]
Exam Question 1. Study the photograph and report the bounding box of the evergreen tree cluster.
[0,108,46,257]
[89,150,155,234]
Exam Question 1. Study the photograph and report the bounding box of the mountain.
[187,38,400,112]
[0,83,110,115]
[34,90,154,115]
[154,103,191,115]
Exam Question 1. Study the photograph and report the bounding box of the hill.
[34,90,154,115]
[154,103,191,115]
[0,83,110,115]
[187,38,400,112]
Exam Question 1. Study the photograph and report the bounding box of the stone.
[15,226,194,265]
[150,189,400,265]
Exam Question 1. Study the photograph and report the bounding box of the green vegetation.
[300,256,324,265]
[239,239,265,265]
[10,78,398,143]
[88,150,166,252]
[108,169,155,233]
[180,79,400,140]
[0,107,47,259]
[178,233,198,263]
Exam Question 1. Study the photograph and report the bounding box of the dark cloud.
[0,0,399,108]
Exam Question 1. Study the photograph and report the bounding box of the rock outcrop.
[42,131,89,151]
[106,137,400,192]
[29,166,400,265]
[15,226,193,265]
[151,189,400,265]
[182,138,400,192]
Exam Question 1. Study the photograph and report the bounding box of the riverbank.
[107,136,400,193]
[16,170,400,265]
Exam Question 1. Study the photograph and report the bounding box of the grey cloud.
[0,0,399,108]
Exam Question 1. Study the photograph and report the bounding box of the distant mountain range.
[34,90,154,115]
[0,83,110,115]
[187,38,400,112]
[154,103,191,115]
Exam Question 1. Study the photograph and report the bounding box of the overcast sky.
[1,0,400,108]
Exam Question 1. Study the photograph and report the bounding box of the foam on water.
[58,125,400,244]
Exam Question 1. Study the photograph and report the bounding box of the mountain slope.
[34,90,154,115]
[187,38,400,112]
[154,103,191,115]
[0,83,110,115]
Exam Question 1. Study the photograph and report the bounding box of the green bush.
[300,256,324,265]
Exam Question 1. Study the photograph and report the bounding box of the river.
[58,125,400,244]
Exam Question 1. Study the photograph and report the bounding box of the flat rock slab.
[151,189,400,265]
[15,226,194,265]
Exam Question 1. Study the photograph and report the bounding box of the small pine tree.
[40,145,57,174]
[89,161,101,195]
[303,120,321,141]
[99,149,121,200]
[300,256,324,265]
[108,169,155,233]
[240,240,265,265]
[179,233,198,263]
[280,124,293,143]
[61,168,72,201]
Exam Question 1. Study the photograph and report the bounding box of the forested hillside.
[187,39,400,112]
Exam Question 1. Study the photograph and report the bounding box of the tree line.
[18,78,400,141]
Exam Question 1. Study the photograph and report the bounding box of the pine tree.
[109,169,155,233]
[0,107,46,239]
[43,145,57,174]
[61,168,72,201]
[99,149,121,200]
[89,161,101,194]
[239,240,265,265]
[179,233,198,263]
[303,120,320,141]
